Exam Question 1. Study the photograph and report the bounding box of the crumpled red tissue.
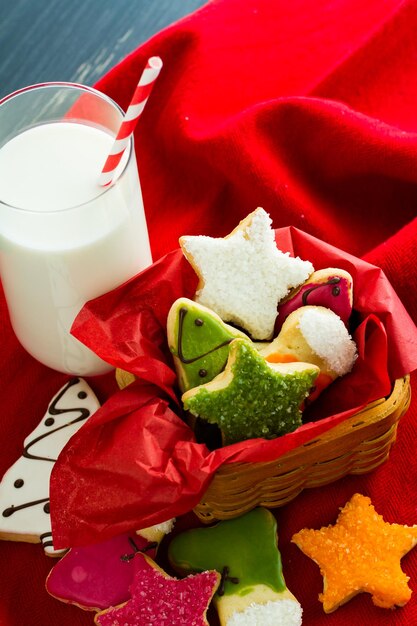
[50,227,417,549]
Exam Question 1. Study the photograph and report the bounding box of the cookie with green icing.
[168,507,303,626]
[182,338,319,444]
[167,297,249,392]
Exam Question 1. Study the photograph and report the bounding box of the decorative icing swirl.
[177,307,233,365]
[23,377,91,463]
[301,277,341,305]
[0,378,99,554]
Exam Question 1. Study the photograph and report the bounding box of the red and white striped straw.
[99,56,163,186]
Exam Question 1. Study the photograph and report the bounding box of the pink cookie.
[95,553,220,626]
[276,267,353,332]
[46,531,158,611]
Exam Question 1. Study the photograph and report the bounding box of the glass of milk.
[0,83,153,375]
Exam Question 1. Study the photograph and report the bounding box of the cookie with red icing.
[46,530,160,611]
[276,267,353,333]
[94,553,220,626]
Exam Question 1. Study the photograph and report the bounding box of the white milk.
[0,122,152,375]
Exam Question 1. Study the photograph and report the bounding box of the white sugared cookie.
[0,377,100,556]
[180,208,314,340]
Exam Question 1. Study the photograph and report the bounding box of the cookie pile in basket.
[1,209,417,625]
[168,207,358,446]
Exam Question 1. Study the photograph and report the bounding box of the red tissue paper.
[50,227,417,549]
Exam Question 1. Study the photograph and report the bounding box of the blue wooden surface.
[0,0,207,99]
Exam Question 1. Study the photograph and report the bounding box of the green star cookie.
[182,338,319,444]
[167,298,249,392]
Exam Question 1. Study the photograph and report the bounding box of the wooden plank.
[0,0,206,98]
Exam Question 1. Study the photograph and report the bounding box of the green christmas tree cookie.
[168,507,303,626]
[167,297,249,392]
[182,338,319,444]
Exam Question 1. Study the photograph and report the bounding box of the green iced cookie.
[168,508,303,626]
[182,338,319,444]
[168,508,285,596]
[167,298,249,392]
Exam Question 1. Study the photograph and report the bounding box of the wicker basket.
[193,376,411,523]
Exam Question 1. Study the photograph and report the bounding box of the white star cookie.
[180,208,314,340]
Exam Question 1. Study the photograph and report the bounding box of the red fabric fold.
[2,1,417,625]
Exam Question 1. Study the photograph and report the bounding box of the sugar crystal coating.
[95,555,219,626]
[183,339,318,444]
[180,208,313,340]
[227,598,302,626]
[297,307,357,376]
[292,493,417,613]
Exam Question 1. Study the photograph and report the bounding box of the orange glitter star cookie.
[292,493,417,613]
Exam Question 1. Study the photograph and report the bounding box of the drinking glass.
[0,83,152,375]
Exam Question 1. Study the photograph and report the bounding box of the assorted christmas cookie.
[182,338,318,444]
[168,507,302,626]
[167,297,250,392]
[260,306,357,401]
[0,378,99,556]
[94,553,220,626]
[138,517,175,544]
[276,267,353,332]
[46,530,159,611]
[180,208,314,340]
[292,493,417,613]
[8,210,397,625]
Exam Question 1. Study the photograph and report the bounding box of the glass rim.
[0,81,133,214]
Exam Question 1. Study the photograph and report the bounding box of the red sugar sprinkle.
[95,555,219,626]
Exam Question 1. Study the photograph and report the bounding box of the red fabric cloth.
[1,0,417,625]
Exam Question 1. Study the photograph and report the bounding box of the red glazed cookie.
[94,553,220,626]
[276,267,353,332]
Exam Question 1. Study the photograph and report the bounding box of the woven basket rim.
[194,376,411,522]
[209,375,410,473]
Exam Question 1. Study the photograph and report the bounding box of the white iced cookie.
[180,208,314,340]
[0,377,100,556]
